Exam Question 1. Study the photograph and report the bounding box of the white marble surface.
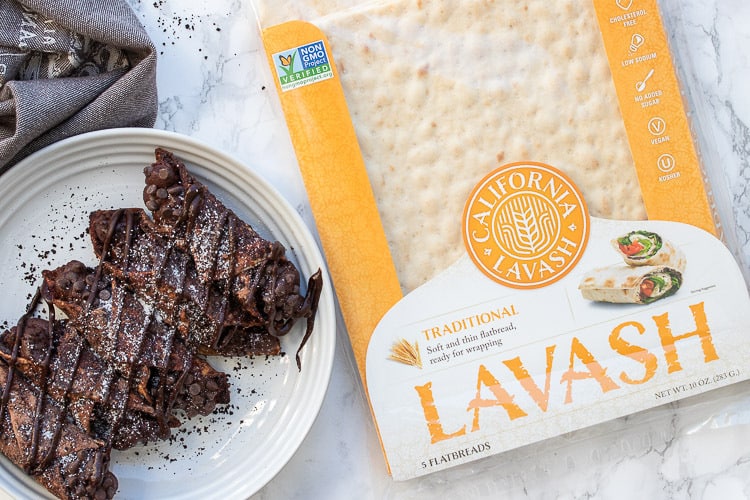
[125,0,748,498]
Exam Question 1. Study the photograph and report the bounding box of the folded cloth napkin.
[0,0,157,172]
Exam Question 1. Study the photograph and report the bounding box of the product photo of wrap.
[578,263,683,304]
[579,229,686,304]
[612,230,687,271]
[257,0,647,294]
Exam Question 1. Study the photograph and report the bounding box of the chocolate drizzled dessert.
[87,209,282,357]
[2,317,166,450]
[41,261,231,423]
[91,148,323,368]
[0,296,120,499]
[0,359,118,500]
[0,284,231,499]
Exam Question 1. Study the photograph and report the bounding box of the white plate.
[0,129,335,499]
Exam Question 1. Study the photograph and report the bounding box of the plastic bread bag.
[252,0,750,493]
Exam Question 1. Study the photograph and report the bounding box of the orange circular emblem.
[462,162,590,289]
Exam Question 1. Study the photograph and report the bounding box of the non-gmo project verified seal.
[273,40,334,92]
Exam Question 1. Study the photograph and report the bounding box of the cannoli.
[41,261,231,423]
[0,356,118,499]
[141,148,321,337]
[86,148,322,366]
[0,316,166,450]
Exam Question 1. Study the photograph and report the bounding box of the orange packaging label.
[261,21,403,383]
[592,0,718,236]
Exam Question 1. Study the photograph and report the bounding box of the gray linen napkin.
[0,0,157,172]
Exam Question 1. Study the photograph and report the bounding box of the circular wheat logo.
[463,162,590,289]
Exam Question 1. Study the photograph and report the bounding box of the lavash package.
[253,0,750,487]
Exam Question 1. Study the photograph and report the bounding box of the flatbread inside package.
[254,0,750,481]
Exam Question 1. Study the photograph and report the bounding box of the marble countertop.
[106,0,750,498]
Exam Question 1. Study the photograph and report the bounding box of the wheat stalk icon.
[388,338,422,368]
[496,196,556,257]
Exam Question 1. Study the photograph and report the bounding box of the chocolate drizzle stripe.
[155,315,181,431]
[107,283,126,359]
[0,316,24,431]
[27,304,56,471]
[166,352,194,424]
[0,288,43,435]
[204,208,229,289]
[90,208,125,310]
[184,188,204,238]
[37,327,85,472]
[214,217,236,350]
[177,185,201,227]
[198,206,231,349]
[265,242,287,337]
[122,210,134,272]
[294,269,324,370]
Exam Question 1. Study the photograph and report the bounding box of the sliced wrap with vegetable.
[612,230,686,271]
[578,264,683,304]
